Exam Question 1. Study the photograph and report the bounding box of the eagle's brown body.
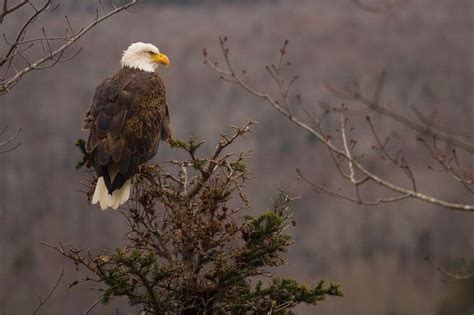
[84,67,171,196]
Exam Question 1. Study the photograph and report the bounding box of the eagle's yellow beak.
[152,52,170,66]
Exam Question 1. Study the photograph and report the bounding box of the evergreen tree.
[55,122,341,314]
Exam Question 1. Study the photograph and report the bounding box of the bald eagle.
[83,42,171,210]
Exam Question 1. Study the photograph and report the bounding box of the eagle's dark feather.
[83,67,171,194]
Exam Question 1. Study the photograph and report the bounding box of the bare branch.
[84,296,102,315]
[0,0,138,95]
[0,0,30,24]
[324,75,474,153]
[412,106,474,139]
[426,257,474,281]
[31,269,64,315]
[0,126,21,153]
[205,38,474,212]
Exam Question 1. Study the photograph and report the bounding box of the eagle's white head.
[121,42,170,72]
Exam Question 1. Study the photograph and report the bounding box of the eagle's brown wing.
[83,67,170,193]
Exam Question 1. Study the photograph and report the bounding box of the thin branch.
[426,257,474,281]
[0,0,138,94]
[325,73,474,153]
[0,126,21,153]
[297,169,410,206]
[205,38,474,212]
[0,0,30,24]
[340,113,356,184]
[412,106,474,139]
[31,269,64,315]
[84,296,102,315]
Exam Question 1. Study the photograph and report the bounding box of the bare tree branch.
[324,74,474,153]
[0,125,21,153]
[31,269,64,315]
[0,0,30,24]
[204,38,474,212]
[426,257,474,281]
[0,0,138,95]
[84,296,102,315]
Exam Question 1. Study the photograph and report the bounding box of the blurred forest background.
[1,0,473,314]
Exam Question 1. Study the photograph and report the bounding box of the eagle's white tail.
[92,177,131,210]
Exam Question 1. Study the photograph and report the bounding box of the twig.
[204,38,474,212]
[31,269,64,315]
[0,0,138,94]
[84,296,102,315]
